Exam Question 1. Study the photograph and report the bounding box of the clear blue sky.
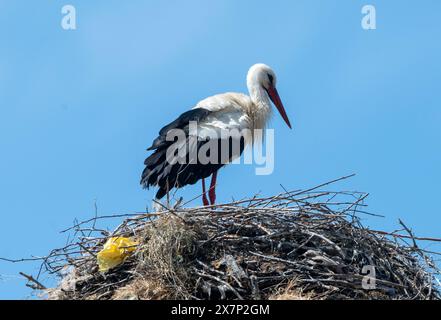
[1,1,440,299]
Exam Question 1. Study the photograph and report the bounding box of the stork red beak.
[267,86,292,129]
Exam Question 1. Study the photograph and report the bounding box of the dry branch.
[4,176,439,300]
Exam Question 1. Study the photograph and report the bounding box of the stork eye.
[268,74,274,84]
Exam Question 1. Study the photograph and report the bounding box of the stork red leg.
[209,171,218,205]
[201,178,209,206]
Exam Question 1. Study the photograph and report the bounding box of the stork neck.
[248,83,271,111]
[247,83,272,131]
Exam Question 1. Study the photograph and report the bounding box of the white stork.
[141,63,292,207]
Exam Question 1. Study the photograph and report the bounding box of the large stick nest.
[38,177,440,300]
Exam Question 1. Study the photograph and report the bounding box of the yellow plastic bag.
[97,237,138,272]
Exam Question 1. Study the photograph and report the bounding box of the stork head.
[247,63,292,129]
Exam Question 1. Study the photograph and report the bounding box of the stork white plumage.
[141,63,292,207]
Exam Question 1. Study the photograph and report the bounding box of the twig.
[19,272,47,290]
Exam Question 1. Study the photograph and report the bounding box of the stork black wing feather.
[141,108,212,191]
[147,108,211,151]
[141,108,245,200]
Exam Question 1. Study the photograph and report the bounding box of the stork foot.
[202,178,209,206]
[202,194,210,206]
[209,171,218,205]
[209,189,216,205]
